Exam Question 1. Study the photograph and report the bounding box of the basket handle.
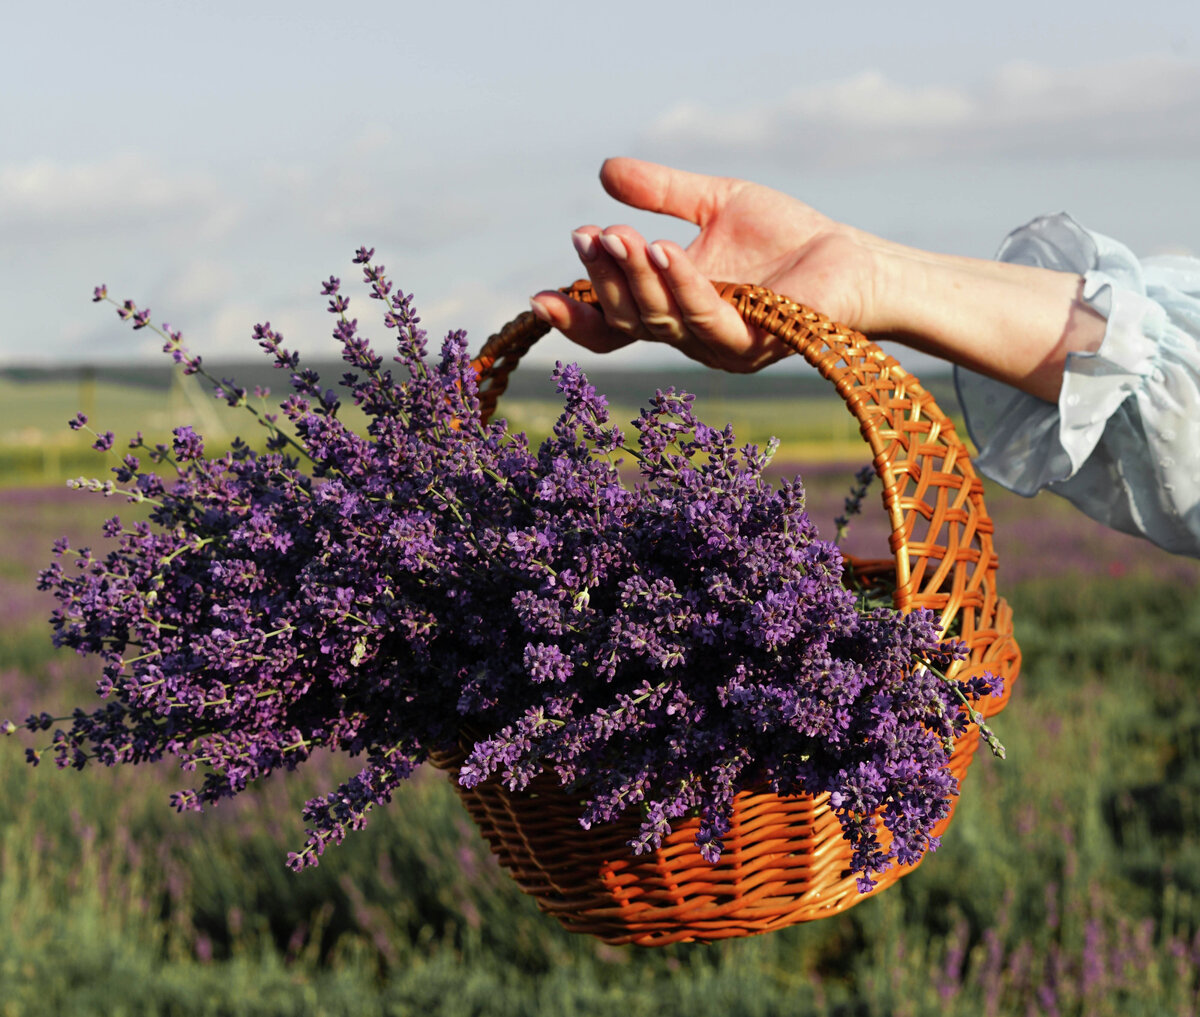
[470,278,1000,635]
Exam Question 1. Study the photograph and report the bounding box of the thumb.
[598,157,729,228]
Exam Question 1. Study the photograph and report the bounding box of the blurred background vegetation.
[2,364,1197,1016]
[0,361,966,487]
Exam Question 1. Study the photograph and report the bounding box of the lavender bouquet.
[6,249,1002,892]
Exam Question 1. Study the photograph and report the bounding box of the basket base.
[433,727,981,946]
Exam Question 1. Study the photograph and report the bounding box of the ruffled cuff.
[956,213,1159,494]
[955,213,1200,556]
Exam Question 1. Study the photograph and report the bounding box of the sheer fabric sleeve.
[954,213,1200,558]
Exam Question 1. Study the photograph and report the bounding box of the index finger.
[643,241,760,363]
[528,290,637,355]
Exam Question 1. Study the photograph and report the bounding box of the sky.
[3,0,1199,379]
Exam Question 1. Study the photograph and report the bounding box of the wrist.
[869,245,1106,403]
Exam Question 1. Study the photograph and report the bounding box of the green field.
[2,369,1198,1016]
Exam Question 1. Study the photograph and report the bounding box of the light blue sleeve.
[954,213,1200,558]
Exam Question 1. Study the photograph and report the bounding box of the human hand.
[530,158,1105,401]
[529,157,891,373]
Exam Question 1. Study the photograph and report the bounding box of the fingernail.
[529,297,552,323]
[572,231,598,261]
[598,233,628,261]
[648,241,670,270]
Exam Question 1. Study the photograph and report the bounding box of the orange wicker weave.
[430,280,1021,946]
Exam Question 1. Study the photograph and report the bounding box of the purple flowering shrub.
[6,250,1001,891]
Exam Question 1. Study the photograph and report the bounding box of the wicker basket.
[430,279,1021,946]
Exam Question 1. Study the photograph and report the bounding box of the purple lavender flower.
[171,425,204,461]
[6,251,1004,891]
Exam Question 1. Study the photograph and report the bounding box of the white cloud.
[780,71,974,130]
[985,57,1198,124]
[645,55,1200,165]
[0,154,238,237]
[0,146,485,266]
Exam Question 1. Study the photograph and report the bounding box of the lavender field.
[3,469,1200,1016]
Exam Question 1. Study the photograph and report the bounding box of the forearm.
[868,241,1107,404]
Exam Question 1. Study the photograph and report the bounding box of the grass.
[3,474,1200,1015]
